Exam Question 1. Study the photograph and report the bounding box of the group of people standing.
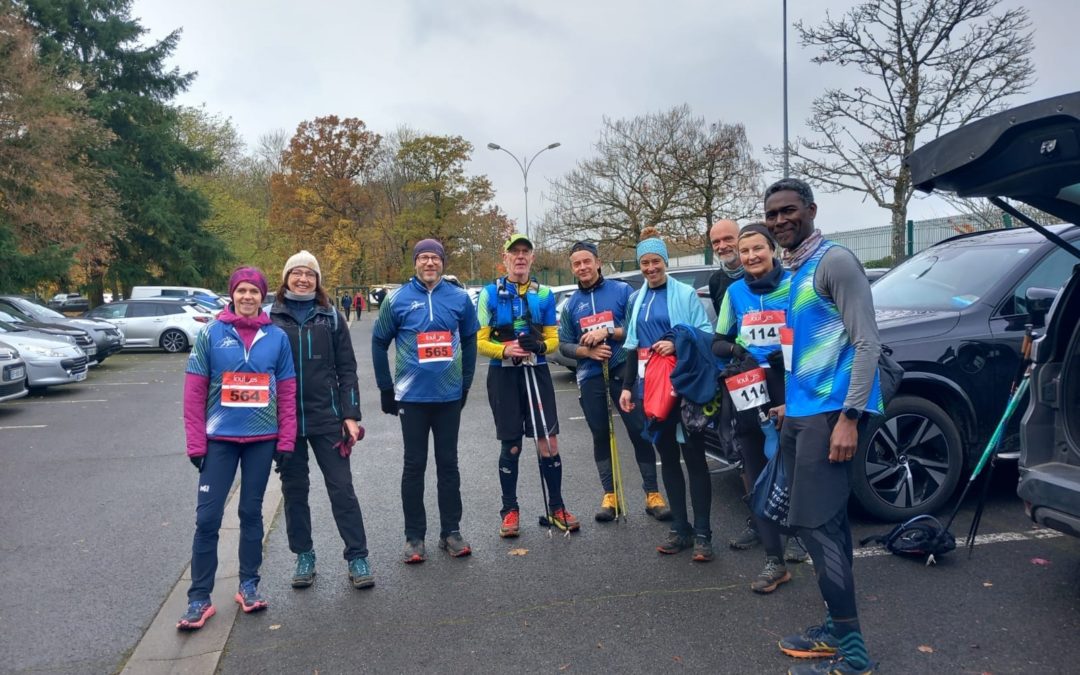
[176,176,880,675]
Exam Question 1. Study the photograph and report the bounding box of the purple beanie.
[414,238,446,262]
[228,266,268,299]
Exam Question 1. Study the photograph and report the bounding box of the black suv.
[864,91,1080,525]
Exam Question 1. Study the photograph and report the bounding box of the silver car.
[0,296,124,364]
[84,298,211,352]
[0,321,88,388]
[0,341,28,402]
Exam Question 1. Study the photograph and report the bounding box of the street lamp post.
[486,141,561,239]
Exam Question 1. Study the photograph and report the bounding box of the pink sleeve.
[183,373,210,458]
[276,377,297,452]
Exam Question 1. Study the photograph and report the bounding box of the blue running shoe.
[292,550,316,588]
[348,557,375,589]
[779,624,839,659]
[788,655,877,674]
[234,579,268,613]
[176,599,215,631]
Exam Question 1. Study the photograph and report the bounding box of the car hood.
[12,320,85,337]
[66,318,117,332]
[0,331,79,353]
[875,308,961,341]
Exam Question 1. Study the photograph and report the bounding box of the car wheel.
[851,395,964,521]
[160,329,189,353]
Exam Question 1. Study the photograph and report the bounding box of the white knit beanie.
[282,250,321,282]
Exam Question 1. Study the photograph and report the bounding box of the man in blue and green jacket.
[372,239,479,563]
[764,178,884,675]
[558,240,671,523]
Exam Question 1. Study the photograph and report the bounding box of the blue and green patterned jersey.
[716,272,792,367]
[371,277,480,403]
[786,241,884,417]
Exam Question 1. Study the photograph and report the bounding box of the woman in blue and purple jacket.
[177,267,297,631]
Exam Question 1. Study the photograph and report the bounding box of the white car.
[84,298,212,353]
[0,321,88,389]
[0,341,28,402]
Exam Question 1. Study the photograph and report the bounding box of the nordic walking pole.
[523,363,564,535]
[602,359,628,521]
[526,364,569,536]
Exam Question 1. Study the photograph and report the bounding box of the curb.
[121,476,283,674]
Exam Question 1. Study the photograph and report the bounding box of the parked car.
[0,296,124,364]
[903,91,1080,535]
[0,341,28,402]
[47,293,90,314]
[0,320,88,388]
[0,309,97,362]
[865,267,890,283]
[83,298,211,352]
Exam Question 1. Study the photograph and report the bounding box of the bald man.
[707,219,743,315]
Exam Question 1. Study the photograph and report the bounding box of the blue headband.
[635,238,669,264]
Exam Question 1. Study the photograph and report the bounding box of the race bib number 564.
[221,372,270,407]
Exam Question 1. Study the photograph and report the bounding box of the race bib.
[580,310,614,334]
[502,340,537,367]
[637,347,650,379]
[417,331,454,363]
[740,310,786,347]
[780,328,794,372]
[726,367,770,411]
[221,371,270,407]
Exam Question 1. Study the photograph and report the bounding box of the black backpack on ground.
[859,515,956,565]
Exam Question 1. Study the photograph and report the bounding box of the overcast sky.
[134,0,1078,236]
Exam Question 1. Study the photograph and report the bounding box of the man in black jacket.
[707,219,743,315]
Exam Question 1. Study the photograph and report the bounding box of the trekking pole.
[602,360,628,521]
[525,364,569,537]
[522,364,565,536]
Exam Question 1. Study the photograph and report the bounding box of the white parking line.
[88,382,150,386]
[11,399,108,404]
[854,528,1062,559]
[0,425,48,430]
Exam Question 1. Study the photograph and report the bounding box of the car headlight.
[20,344,68,358]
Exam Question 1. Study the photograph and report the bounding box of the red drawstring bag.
[642,352,678,422]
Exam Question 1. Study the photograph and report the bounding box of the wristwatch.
[842,407,862,421]
[606,326,616,338]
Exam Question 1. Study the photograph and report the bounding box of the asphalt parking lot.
[2,321,1079,674]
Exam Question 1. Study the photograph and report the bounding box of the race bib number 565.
[418,331,454,363]
[221,372,270,407]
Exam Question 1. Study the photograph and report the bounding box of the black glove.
[517,332,546,354]
[460,389,469,410]
[766,348,785,372]
[380,389,399,416]
[190,455,204,472]
[273,451,290,474]
[731,343,748,360]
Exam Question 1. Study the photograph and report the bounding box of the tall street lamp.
[486,141,561,239]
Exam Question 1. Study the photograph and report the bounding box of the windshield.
[0,310,25,324]
[872,243,1034,311]
[16,299,65,320]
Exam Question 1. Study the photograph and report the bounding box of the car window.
[90,303,126,320]
[999,246,1078,316]
[0,302,31,322]
[13,299,64,320]
[159,303,187,315]
[872,244,1032,311]
[127,303,162,318]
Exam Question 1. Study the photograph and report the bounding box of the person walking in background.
[354,290,365,320]
[557,240,671,523]
[477,233,579,537]
[764,178,883,674]
[271,251,373,591]
[341,292,353,322]
[618,230,715,561]
[178,267,297,631]
[373,239,480,562]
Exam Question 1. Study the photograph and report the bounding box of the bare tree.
[776,0,1034,260]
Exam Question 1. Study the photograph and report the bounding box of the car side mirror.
[1025,287,1059,327]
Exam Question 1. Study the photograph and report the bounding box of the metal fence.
[823,213,1020,264]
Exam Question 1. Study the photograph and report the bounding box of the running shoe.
[729,518,761,550]
[348,557,375,589]
[785,536,811,564]
[656,530,693,554]
[438,532,472,558]
[402,539,426,564]
[499,509,520,538]
[787,655,877,674]
[778,624,839,659]
[176,599,215,631]
[692,536,715,562]
[644,491,672,521]
[291,550,316,588]
[595,492,617,522]
[234,579,268,613]
[550,507,580,532]
[751,556,791,594]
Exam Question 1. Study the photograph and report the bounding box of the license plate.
[75,370,87,382]
[7,366,24,380]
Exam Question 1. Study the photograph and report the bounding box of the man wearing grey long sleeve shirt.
[763,178,883,675]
